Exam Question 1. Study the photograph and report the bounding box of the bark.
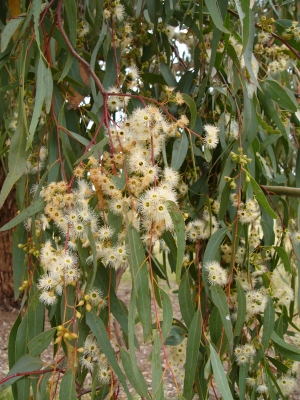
[0,162,17,306]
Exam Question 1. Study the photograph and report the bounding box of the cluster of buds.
[19,280,30,292]
[230,148,252,166]
[18,239,40,258]
[55,325,78,345]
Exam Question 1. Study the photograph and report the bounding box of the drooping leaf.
[249,175,277,219]
[0,355,43,391]
[0,198,45,231]
[59,369,76,400]
[265,79,298,113]
[1,16,24,52]
[183,309,201,400]
[179,270,195,329]
[28,328,56,357]
[171,130,189,171]
[233,282,246,338]
[181,93,197,129]
[152,332,164,400]
[126,224,151,339]
[210,343,234,400]
[204,0,230,34]
[211,285,233,351]
[261,297,275,350]
[273,246,292,273]
[86,309,132,399]
[0,95,28,209]
[167,201,185,283]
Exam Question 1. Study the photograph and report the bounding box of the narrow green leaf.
[0,96,28,209]
[165,325,186,346]
[233,282,246,337]
[12,225,26,299]
[181,93,197,129]
[15,289,45,361]
[209,307,223,347]
[0,198,45,231]
[171,130,189,171]
[167,201,185,283]
[249,175,277,219]
[126,224,151,339]
[211,285,233,351]
[265,79,298,113]
[36,372,51,400]
[28,328,56,357]
[242,86,258,149]
[179,270,195,329]
[183,309,201,400]
[160,62,177,87]
[203,227,228,265]
[128,291,150,398]
[58,51,74,83]
[152,332,164,400]
[204,0,230,34]
[64,0,77,46]
[120,349,150,399]
[1,17,24,52]
[209,344,234,400]
[44,67,53,114]
[243,12,259,88]
[0,355,42,391]
[239,363,250,400]
[33,0,42,49]
[273,246,292,273]
[160,289,173,341]
[59,370,76,400]
[258,84,289,151]
[74,137,109,165]
[86,310,132,399]
[271,331,300,355]
[103,48,118,89]
[28,59,46,149]
[261,297,275,350]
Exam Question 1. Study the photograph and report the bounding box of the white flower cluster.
[80,335,111,384]
[90,105,186,246]
[203,124,220,149]
[236,199,260,224]
[271,270,294,308]
[234,343,256,365]
[245,290,268,319]
[186,211,219,242]
[26,146,48,174]
[204,261,228,287]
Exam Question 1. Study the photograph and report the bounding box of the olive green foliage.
[1,0,300,399]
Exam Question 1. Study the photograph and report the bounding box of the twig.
[261,185,300,198]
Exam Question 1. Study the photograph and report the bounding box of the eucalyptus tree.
[1,0,300,399]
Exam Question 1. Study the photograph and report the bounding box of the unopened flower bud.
[230,181,237,190]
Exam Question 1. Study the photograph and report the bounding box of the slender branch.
[56,0,107,97]
[0,368,62,385]
[228,8,300,60]
[261,185,300,198]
